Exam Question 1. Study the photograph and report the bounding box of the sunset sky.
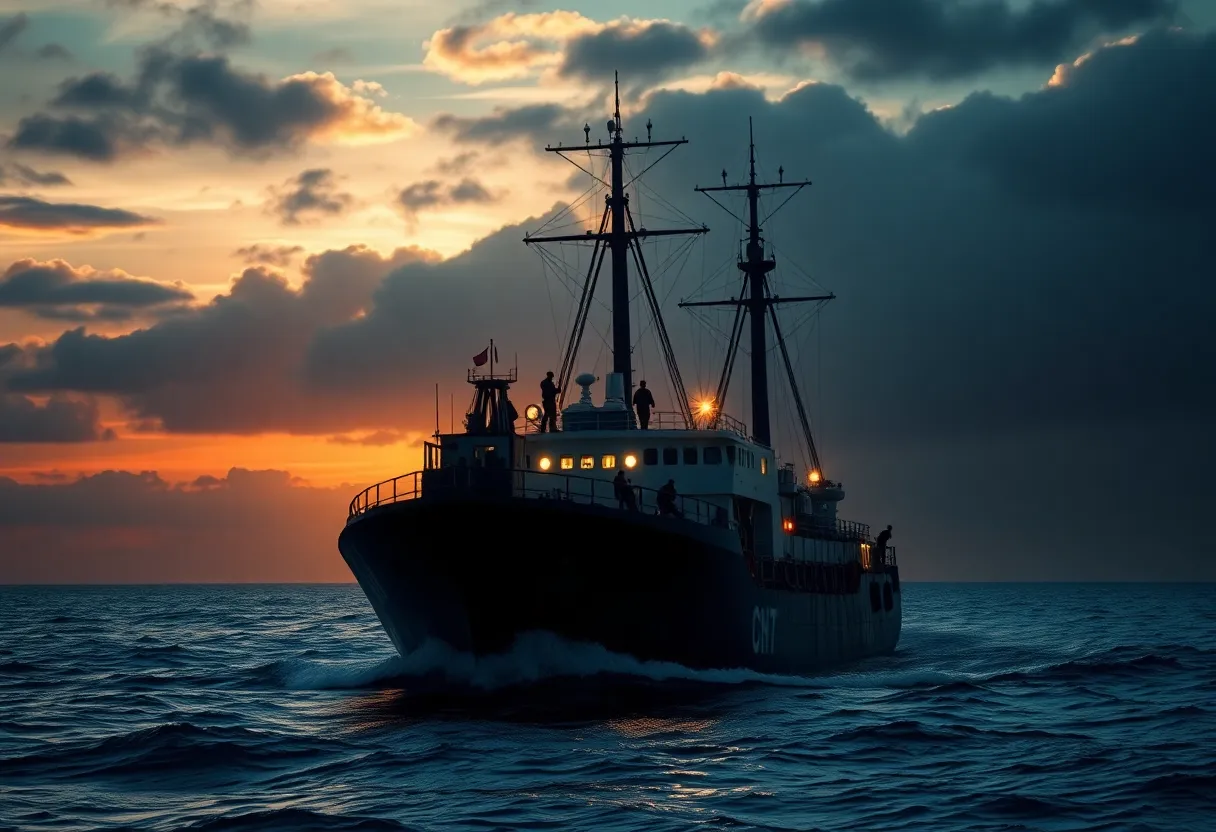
[1,0,1213,582]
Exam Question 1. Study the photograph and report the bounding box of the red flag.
[472,347,488,366]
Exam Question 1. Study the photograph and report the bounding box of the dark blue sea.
[1,584,1213,831]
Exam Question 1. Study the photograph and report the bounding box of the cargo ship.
[338,76,901,674]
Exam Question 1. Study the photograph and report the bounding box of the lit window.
[782,518,795,533]
[760,457,768,475]
[580,456,594,470]
[624,454,637,469]
[560,456,574,470]
[601,454,616,469]
[539,457,551,471]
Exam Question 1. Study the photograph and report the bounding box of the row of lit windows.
[536,447,767,474]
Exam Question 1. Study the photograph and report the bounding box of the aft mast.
[523,72,707,426]
[680,119,833,473]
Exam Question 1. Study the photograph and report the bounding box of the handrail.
[523,409,749,438]
[347,467,735,531]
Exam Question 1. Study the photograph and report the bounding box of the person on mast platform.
[540,371,559,432]
[632,380,655,430]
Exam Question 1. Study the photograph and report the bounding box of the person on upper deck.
[632,380,655,430]
[874,525,892,568]
[657,479,682,518]
[613,470,637,511]
[539,371,559,432]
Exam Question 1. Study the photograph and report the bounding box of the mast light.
[809,469,821,484]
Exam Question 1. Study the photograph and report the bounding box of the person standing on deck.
[540,371,559,432]
[632,380,655,430]
[874,525,892,569]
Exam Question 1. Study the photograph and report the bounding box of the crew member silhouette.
[874,524,892,568]
[657,479,682,517]
[539,371,559,432]
[632,380,656,430]
[613,470,637,511]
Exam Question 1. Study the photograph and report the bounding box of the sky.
[1,0,1213,583]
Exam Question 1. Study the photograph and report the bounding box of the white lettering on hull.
[751,606,778,655]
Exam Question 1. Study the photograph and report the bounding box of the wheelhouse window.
[726,446,736,465]
[683,447,698,465]
[704,447,722,465]
[663,448,678,465]
[601,454,616,469]
[643,448,658,465]
[580,455,594,470]
[560,456,574,470]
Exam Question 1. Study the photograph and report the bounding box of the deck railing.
[347,467,735,530]
[523,409,749,438]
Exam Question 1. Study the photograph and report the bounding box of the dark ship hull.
[339,495,901,675]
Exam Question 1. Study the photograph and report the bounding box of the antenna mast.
[680,118,833,471]
[524,72,707,426]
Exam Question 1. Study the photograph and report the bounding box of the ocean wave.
[177,808,416,831]
[253,632,819,692]
[0,722,331,784]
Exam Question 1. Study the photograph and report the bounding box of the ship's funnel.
[603,373,626,409]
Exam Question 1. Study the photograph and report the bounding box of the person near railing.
[613,470,638,511]
[875,524,892,568]
[658,479,683,518]
[632,380,655,430]
[540,371,559,432]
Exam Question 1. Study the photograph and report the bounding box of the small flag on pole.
[493,345,499,363]
[472,347,489,366]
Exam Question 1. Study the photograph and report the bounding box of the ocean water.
[1,584,1212,832]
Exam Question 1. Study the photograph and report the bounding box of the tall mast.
[681,118,833,468]
[524,72,706,424]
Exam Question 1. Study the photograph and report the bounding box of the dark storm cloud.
[748,0,1178,80]
[0,467,352,583]
[559,21,713,82]
[0,163,72,187]
[0,258,193,322]
[267,169,353,224]
[7,49,412,162]
[397,177,497,216]
[0,12,27,53]
[0,394,113,443]
[0,196,159,234]
[3,245,442,434]
[233,243,306,267]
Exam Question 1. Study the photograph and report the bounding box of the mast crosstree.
[524,72,707,426]
[680,118,833,474]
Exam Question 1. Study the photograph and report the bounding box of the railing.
[792,514,872,542]
[523,409,749,438]
[347,467,735,531]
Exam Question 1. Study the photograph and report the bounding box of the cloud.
[266,168,353,225]
[744,0,1179,80]
[4,244,444,434]
[35,43,73,61]
[0,258,193,322]
[432,103,575,145]
[0,12,27,53]
[0,394,113,443]
[0,467,352,583]
[397,177,498,217]
[327,429,416,446]
[233,243,305,267]
[7,50,416,162]
[0,196,160,235]
[0,163,72,187]
[423,11,716,85]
